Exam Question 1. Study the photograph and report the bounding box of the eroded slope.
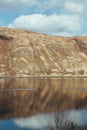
[0,26,87,76]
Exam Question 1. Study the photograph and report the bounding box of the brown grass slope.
[0,26,87,76]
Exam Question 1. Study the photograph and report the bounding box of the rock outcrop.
[0,26,87,76]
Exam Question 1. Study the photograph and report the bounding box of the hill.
[0,26,87,76]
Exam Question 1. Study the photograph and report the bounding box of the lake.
[0,77,87,130]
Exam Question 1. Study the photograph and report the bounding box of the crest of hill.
[0,26,87,76]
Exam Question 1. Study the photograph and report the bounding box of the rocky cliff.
[0,26,87,76]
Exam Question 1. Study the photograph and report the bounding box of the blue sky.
[0,0,87,36]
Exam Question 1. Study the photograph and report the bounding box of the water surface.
[0,77,87,130]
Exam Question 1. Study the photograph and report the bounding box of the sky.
[0,0,87,36]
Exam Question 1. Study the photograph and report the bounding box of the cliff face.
[0,26,87,76]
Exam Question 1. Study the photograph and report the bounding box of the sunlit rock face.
[0,26,87,76]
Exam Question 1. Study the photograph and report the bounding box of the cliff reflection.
[0,78,87,119]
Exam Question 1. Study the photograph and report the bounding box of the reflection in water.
[15,110,87,129]
[15,113,55,129]
[0,78,87,129]
[0,110,87,130]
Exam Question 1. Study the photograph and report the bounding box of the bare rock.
[0,26,87,76]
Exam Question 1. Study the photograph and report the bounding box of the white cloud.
[37,0,85,13]
[0,0,38,9]
[0,0,85,15]
[65,2,84,13]
[38,0,62,10]
[8,13,82,36]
